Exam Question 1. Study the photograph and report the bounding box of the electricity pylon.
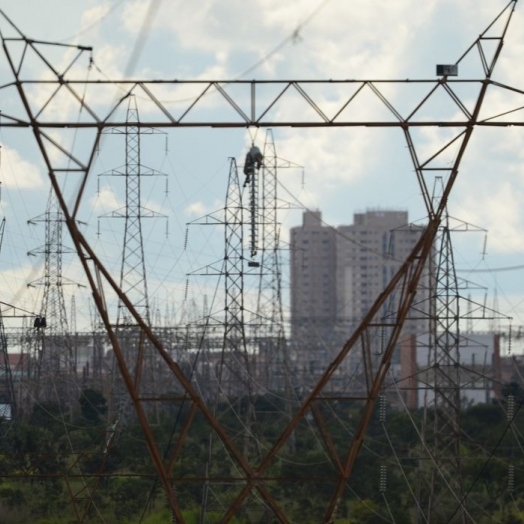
[98,95,167,419]
[254,130,289,392]
[416,215,509,523]
[0,1,519,520]
[187,158,257,404]
[28,189,79,405]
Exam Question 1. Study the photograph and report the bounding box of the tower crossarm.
[0,79,523,129]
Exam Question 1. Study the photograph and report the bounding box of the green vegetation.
[0,387,523,522]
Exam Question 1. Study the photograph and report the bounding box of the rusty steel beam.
[311,402,343,475]
[62,221,290,521]
[221,221,439,520]
[167,402,198,477]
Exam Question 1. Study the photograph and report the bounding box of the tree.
[79,388,107,425]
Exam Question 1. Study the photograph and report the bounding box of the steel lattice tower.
[254,130,288,391]
[413,181,507,522]
[0,307,15,420]
[198,158,263,519]
[118,99,149,325]
[118,101,150,325]
[28,189,78,403]
[99,95,166,325]
[222,158,248,380]
[186,157,255,398]
[99,95,166,419]
[426,214,467,523]
[222,158,257,417]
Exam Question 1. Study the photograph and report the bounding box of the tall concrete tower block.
[290,210,337,347]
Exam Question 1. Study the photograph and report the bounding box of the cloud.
[456,179,524,254]
[185,201,210,217]
[80,4,112,28]
[0,263,42,310]
[119,0,439,79]
[0,145,44,189]
[90,185,122,213]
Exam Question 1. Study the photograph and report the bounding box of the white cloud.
[0,263,41,309]
[0,145,44,189]
[118,0,440,80]
[90,185,122,212]
[185,201,210,216]
[457,180,524,253]
[80,4,112,28]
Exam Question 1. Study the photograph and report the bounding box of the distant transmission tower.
[187,157,255,398]
[425,212,468,523]
[28,189,79,404]
[98,95,167,417]
[221,158,254,398]
[195,157,264,519]
[254,130,288,391]
[413,180,509,523]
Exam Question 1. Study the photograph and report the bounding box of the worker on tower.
[243,145,263,187]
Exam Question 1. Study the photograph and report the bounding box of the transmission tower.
[187,158,257,402]
[253,130,289,394]
[98,95,167,418]
[0,312,15,420]
[186,157,264,519]
[221,159,253,393]
[28,189,79,404]
[99,95,167,325]
[426,211,468,522]
[406,180,510,523]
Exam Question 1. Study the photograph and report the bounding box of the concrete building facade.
[336,210,425,336]
[289,209,428,384]
[290,210,337,346]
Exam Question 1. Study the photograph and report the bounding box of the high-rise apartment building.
[336,210,425,336]
[290,210,337,346]
[289,210,428,380]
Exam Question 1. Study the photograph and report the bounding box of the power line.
[457,264,524,273]
[57,0,127,43]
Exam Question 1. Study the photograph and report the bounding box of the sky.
[0,0,524,344]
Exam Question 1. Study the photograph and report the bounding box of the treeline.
[1,385,524,523]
